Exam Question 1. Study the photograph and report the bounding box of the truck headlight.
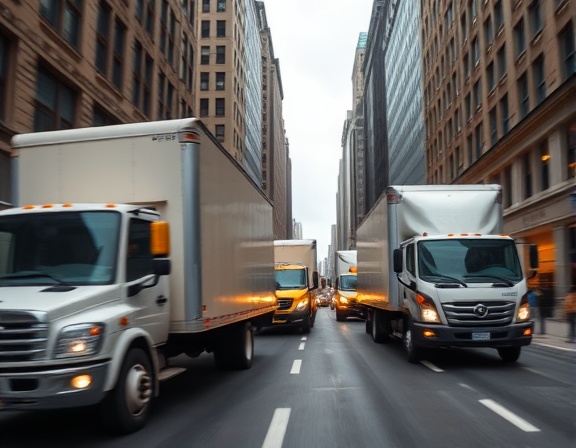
[339,296,349,305]
[55,323,105,359]
[517,295,530,322]
[416,293,441,323]
[296,298,309,311]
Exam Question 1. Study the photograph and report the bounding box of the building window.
[528,0,542,38]
[217,0,226,12]
[472,37,479,66]
[474,79,481,109]
[215,124,225,141]
[465,93,471,120]
[181,39,194,91]
[216,46,225,64]
[216,20,226,38]
[503,165,512,208]
[200,72,209,91]
[464,51,470,79]
[514,19,526,58]
[157,71,174,120]
[500,94,509,134]
[40,0,81,49]
[160,1,175,66]
[201,20,210,38]
[497,44,506,79]
[518,73,529,119]
[135,0,155,37]
[539,142,550,191]
[494,1,504,31]
[96,2,111,75]
[34,67,76,131]
[489,107,498,145]
[567,122,576,179]
[475,123,483,159]
[201,46,210,65]
[487,62,495,91]
[484,17,493,48]
[533,54,546,105]
[559,24,575,81]
[216,72,225,90]
[93,104,120,126]
[215,98,225,116]
[132,41,152,117]
[202,0,210,13]
[523,153,533,199]
[0,33,9,121]
[200,98,209,117]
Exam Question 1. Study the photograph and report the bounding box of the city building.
[421,0,575,296]
[0,0,198,208]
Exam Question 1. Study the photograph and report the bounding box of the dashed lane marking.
[262,408,291,448]
[479,399,540,432]
[290,359,302,374]
[298,342,305,351]
[420,360,444,372]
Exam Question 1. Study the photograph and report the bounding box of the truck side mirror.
[312,271,319,290]
[393,249,403,273]
[153,258,171,276]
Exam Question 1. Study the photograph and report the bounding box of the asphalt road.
[1,308,574,447]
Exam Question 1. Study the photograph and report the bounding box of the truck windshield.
[417,239,523,285]
[339,274,357,291]
[0,211,120,286]
[275,268,307,290]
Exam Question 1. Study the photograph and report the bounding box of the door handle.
[156,295,168,305]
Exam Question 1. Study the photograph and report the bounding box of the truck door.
[125,217,170,344]
[400,243,418,313]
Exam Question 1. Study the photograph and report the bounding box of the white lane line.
[298,342,305,351]
[301,336,307,341]
[479,399,540,432]
[420,360,444,372]
[532,341,576,352]
[290,359,302,374]
[262,408,291,448]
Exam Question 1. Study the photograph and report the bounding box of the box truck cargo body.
[0,118,276,433]
[334,250,364,321]
[272,239,319,332]
[357,185,538,363]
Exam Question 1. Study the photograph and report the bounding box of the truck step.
[158,367,187,381]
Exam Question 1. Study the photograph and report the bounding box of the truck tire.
[100,348,153,434]
[404,318,424,363]
[497,347,521,363]
[335,309,346,322]
[300,316,311,334]
[371,309,386,343]
[214,322,254,370]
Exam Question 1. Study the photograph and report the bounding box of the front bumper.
[336,303,366,319]
[0,360,109,411]
[272,308,310,326]
[411,321,533,348]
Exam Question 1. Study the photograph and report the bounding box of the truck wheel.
[214,322,254,370]
[404,319,423,363]
[335,310,346,322]
[300,316,311,334]
[365,314,373,334]
[497,347,521,363]
[371,309,387,343]
[101,348,153,434]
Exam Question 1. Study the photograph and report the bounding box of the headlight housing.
[517,294,530,322]
[296,297,309,311]
[55,323,105,359]
[416,293,441,323]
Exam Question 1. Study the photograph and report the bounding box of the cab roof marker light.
[105,203,117,208]
[179,131,200,143]
[62,203,73,207]
[22,205,35,210]
[41,204,54,208]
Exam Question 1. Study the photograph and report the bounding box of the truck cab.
[273,263,318,332]
[334,266,364,321]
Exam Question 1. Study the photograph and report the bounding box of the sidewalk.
[531,317,576,352]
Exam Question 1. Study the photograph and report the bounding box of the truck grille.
[0,311,48,361]
[442,301,515,327]
[277,299,293,311]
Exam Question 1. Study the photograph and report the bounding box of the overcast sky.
[262,0,374,262]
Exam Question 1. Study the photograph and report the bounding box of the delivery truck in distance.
[272,239,319,333]
[0,118,276,433]
[333,250,364,321]
[356,185,538,363]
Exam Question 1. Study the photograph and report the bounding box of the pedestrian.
[527,288,538,318]
[533,287,546,334]
[563,286,576,343]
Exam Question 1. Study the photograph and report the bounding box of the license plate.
[472,332,490,341]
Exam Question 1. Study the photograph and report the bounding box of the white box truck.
[272,239,319,332]
[0,118,276,433]
[357,185,538,363]
[333,250,364,321]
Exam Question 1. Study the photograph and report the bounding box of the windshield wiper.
[426,275,467,288]
[463,274,514,287]
[0,271,71,286]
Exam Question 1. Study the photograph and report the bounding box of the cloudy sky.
[262,0,374,262]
